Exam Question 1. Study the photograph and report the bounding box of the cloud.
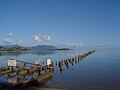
[32,35,44,43]
[16,40,24,45]
[93,43,105,46]
[1,39,24,45]
[43,36,52,41]
[79,43,84,47]
[2,39,14,44]
[66,43,84,47]
[56,42,84,49]
[93,43,107,48]
[8,33,13,37]
[32,34,52,43]
[0,33,24,45]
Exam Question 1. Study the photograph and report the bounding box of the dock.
[0,50,96,88]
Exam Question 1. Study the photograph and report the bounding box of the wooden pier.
[0,50,96,88]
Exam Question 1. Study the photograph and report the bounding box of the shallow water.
[50,48,120,90]
[0,47,120,90]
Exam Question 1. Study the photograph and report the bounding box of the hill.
[30,45,58,51]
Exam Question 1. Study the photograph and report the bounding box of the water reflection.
[56,50,96,74]
[0,50,57,67]
[0,62,55,90]
[0,51,27,56]
[29,50,57,56]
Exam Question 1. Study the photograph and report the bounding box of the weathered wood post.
[17,75,22,83]
[75,57,77,64]
[38,66,42,75]
[78,55,80,62]
[23,63,27,69]
[72,57,75,66]
[56,62,57,66]
[65,59,69,69]
[49,62,54,72]
[59,61,63,73]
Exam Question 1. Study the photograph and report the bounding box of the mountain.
[0,44,58,50]
[28,45,58,55]
[30,45,57,51]
[0,44,58,55]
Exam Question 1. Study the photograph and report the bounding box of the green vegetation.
[0,46,28,52]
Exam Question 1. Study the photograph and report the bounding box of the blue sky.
[0,0,120,47]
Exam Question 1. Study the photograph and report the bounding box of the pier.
[0,50,96,89]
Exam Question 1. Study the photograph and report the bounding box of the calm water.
[0,47,120,90]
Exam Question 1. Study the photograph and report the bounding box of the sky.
[0,0,120,48]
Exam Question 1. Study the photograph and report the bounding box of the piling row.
[0,62,54,87]
[0,50,96,87]
[56,50,96,72]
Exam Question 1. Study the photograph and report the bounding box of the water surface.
[0,48,120,90]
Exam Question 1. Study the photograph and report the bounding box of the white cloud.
[32,35,44,43]
[56,42,84,49]
[1,39,24,45]
[2,39,15,44]
[93,43,105,46]
[8,33,13,37]
[79,43,84,47]
[44,36,52,41]
[16,40,24,45]
[32,34,52,43]
[66,43,84,47]
[0,33,23,45]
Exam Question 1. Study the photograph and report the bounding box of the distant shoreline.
[48,48,72,50]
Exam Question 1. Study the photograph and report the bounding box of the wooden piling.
[0,49,96,87]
